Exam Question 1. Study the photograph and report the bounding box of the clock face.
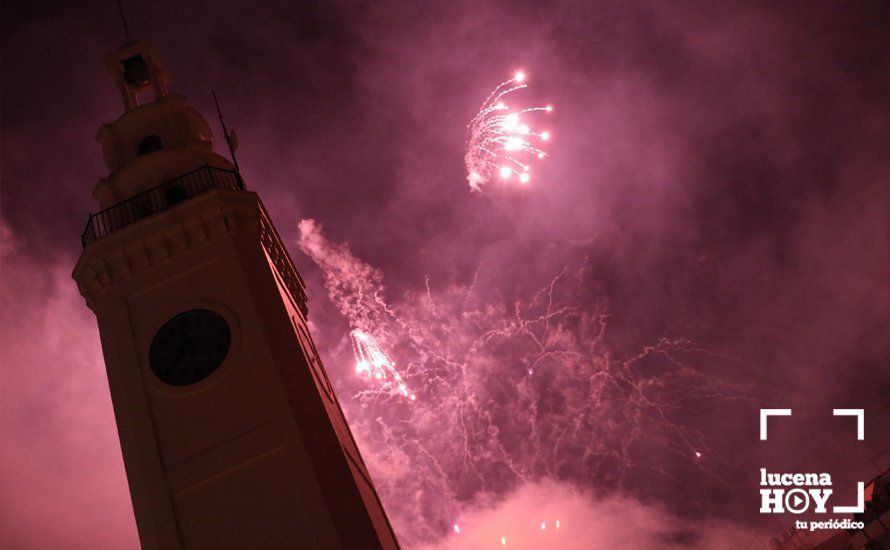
[149,310,231,386]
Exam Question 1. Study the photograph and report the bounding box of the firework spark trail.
[465,72,553,191]
[297,219,393,331]
[351,328,415,400]
[298,219,412,400]
[296,220,760,546]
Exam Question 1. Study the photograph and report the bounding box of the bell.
[123,55,150,87]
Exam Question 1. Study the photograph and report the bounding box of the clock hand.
[168,345,189,372]
[169,329,195,369]
[164,348,188,378]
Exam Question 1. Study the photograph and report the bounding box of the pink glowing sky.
[2,1,890,548]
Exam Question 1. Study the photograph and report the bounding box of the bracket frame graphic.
[759,408,866,514]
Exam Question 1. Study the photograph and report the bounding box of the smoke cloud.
[419,480,762,550]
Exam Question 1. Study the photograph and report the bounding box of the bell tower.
[73,40,399,550]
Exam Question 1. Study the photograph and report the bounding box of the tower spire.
[114,0,131,42]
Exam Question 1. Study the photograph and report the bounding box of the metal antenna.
[213,90,244,189]
[115,0,131,41]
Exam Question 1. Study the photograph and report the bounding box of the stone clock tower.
[72,40,399,550]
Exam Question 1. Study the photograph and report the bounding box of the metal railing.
[81,166,243,247]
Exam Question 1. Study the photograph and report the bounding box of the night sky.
[2,1,890,548]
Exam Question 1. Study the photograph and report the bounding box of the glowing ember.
[350,329,414,400]
[465,71,552,191]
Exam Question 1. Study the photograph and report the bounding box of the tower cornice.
[74,189,308,318]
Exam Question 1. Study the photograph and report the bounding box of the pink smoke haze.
[3,1,890,549]
[418,481,760,550]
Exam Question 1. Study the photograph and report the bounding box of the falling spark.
[695,451,702,458]
[465,71,553,191]
[350,329,414,400]
[453,524,461,534]
[540,521,546,530]
[500,535,507,546]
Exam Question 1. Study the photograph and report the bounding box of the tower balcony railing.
[80,166,243,247]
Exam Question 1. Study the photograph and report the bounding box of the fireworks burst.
[350,328,414,400]
[297,220,761,546]
[296,219,415,401]
[465,71,553,191]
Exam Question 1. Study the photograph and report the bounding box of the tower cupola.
[92,40,232,209]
